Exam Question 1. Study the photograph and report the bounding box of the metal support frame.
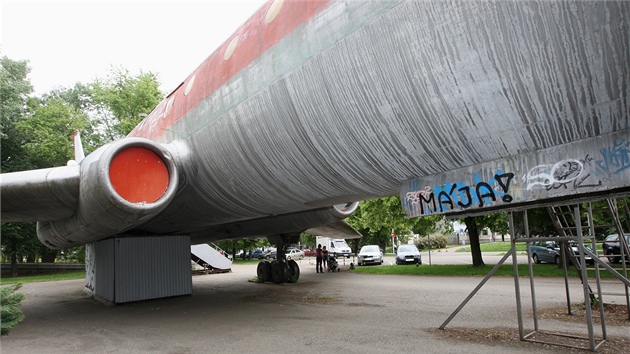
[439,198,630,352]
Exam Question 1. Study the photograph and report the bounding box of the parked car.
[260,248,277,260]
[357,245,383,266]
[603,234,630,264]
[303,248,315,257]
[286,248,304,260]
[395,244,421,265]
[529,241,593,265]
[251,249,264,259]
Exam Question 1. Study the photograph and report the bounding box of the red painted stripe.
[130,0,332,140]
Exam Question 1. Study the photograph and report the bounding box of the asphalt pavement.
[2,251,628,353]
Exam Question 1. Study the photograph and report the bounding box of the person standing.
[315,244,323,273]
[322,246,329,272]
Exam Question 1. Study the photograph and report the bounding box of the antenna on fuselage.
[67,130,85,166]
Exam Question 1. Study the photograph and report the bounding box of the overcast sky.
[1,1,266,95]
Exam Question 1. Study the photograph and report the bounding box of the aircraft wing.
[305,221,362,240]
[0,166,79,222]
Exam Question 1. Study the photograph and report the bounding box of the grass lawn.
[351,263,626,279]
[1,271,85,285]
[455,241,604,253]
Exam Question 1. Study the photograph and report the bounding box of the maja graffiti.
[403,137,629,217]
[405,171,515,215]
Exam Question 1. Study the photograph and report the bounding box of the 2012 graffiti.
[405,171,515,215]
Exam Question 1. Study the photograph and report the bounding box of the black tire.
[533,254,540,264]
[287,260,300,283]
[257,261,271,283]
[271,261,290,284]
[607,252,619,264]
[554,255,560,264]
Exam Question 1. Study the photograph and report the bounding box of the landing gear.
[270,260,290,283]
[257,261,271,283]
[257,259,300,284]
[256,233,301,284]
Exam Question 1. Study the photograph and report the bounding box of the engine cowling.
[37,138,179,248]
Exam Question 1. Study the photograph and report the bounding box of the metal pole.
[524,210,538,332]
[575,206,596,351]
[509,212,525,340]
[587,202,607,340]
[427,233,432,266]
[439,251,512,329]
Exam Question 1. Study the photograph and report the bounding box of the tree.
[91,67,163,138]
[16,98,89,168]
[43,83,107,151]
[463,216,485,266]
[300,233,316,249]
[347,195,442,250]
[0,57,42,274]
[1,56,33,172]
[1,284,26,335]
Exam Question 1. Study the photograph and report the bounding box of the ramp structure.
[191,244,232,271]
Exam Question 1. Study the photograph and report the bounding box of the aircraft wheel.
[287,260,300,282]
[271,260,290,284]
[257,261,271,283]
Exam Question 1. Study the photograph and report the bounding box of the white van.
[316,236,352,258]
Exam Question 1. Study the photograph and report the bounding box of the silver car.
[358,245,383,266]
[395,244,422,265]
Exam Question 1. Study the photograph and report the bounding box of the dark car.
[603,234,630,264]
[260,248,277,260]
[251,249,264,259]
[395,244,422,265]
[530,241,560,264]
[529,241,593,265]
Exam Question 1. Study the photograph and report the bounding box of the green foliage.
[415,234,448,251]
[16,98,89,168]
[1,284,26,335]
[91,66,163,138]
[347,196,443,250]
[477,211,509,235]
[300,233,316,248]
[1,56,33,173]
[584,198,630,239]
[42,83,106,152]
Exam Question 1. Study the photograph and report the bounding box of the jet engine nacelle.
[37,138,179,248]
